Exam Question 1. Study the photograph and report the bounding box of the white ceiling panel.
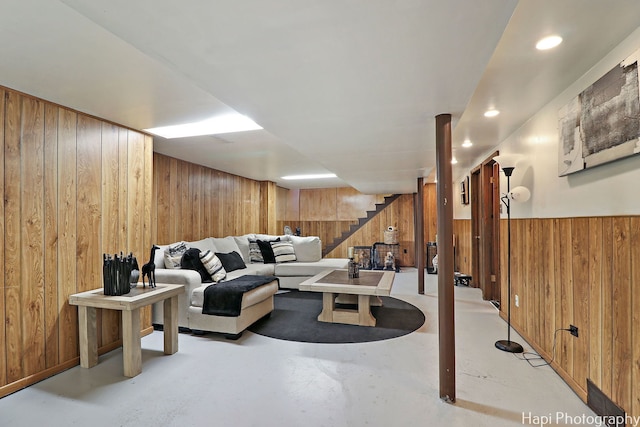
[2,1,639,193]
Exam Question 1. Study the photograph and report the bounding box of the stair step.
[322,193,401,256]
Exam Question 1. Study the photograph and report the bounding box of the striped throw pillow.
[270,241,297,263]
[199,250,227,282]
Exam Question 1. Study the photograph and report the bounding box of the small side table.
[69,283,185,377]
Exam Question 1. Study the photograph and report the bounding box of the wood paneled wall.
[152,153,265,245]
[422,183,438,243]
[453,220,472,275]
[496,216,640,418]
[327,194,416,266]
[0,86,153,398]
[278,184,438,268]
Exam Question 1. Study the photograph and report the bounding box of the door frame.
[470,151,501,301]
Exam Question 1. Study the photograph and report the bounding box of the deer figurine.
[141,245,159,288]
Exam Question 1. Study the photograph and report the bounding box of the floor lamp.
[492,154,530,353]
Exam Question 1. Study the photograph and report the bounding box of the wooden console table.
[69,284,185,377]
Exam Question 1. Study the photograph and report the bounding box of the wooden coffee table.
[299,269,395,327]
[69,283,184,377]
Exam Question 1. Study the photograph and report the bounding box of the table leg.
[163,295,178,355]
[318,292,335,322]
[122,308,141,377]
[358,294,376,327]
[78,306,98,368]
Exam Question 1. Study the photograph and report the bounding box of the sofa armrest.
[154,269,203,298]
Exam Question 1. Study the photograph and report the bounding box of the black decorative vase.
[103,252,137,296]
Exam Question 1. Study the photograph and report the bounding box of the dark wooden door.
[471,152,501,301]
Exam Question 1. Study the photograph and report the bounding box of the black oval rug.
[247,290,425,344]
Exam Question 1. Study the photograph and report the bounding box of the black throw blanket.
[202,275,278,317]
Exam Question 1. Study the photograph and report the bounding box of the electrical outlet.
[515,294,519,307]
[569,325,579,337]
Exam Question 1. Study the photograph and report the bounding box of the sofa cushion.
[274,258,350,277]
[210,236,242,255]
[154,244,169,269]
[164,241,189,269]
[226,263,275,280]
[187,237,217,254]
[215,251,247,272]
[233,235,252,263]
[257,238,279,263]
[199,250,227,282]
[191,278,278,309]
[288,235,322,262]
[270,240,296,263]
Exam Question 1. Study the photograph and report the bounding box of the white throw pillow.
[199,250,227,282]
[288,235,322,262]
[233,235,252,263]
[211,236,242,256]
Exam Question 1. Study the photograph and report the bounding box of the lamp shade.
[508,186,531,203]
[492,153,524,170]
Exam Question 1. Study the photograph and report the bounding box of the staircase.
[322,194,402,256]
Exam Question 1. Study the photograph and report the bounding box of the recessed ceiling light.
[451,157,458,165]
[484,109,500,118]
[281,173,337,180]
[462,139,473,148]
[536,35,563,50]
[144,114,262,139]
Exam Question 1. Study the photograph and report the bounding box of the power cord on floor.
[513,328,572,368]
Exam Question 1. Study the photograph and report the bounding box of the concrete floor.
[0,269,594,427]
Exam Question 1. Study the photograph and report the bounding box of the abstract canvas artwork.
[558,48,640,176]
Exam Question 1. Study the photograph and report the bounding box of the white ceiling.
[1,1,640,194]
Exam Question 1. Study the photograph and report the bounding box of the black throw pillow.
[181,248,212,282]
[257,238,280,264]
[215,251,247,272]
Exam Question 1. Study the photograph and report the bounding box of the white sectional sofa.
[151,234,349,338]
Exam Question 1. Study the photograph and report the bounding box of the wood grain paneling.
[300,188,338,221]
[101,123,121,347]
[43,104,59,369]
[152,154,264,245]
[323,194,416,266]
[0,86,152,398]
[423,183,437,242]
[495,215,640,418]
[57,108,78,364]
[336,187,380,220]
[0,89,5,387]
[20,96,45,377]
[631,217,640,417]
[5,90,23,383]
[77,116,102,294]
[612,217,632,413]
[278,186,432,268]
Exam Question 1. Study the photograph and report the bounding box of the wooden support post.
[416,177,425,294]
[435,113,456,402]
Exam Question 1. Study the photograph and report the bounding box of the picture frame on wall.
[558,47,640,176]
[461,176,469,205]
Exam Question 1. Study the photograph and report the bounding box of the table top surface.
[69,283,185,311]
[299,269,395,296]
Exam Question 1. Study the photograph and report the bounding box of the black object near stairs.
[322,194,402,257]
